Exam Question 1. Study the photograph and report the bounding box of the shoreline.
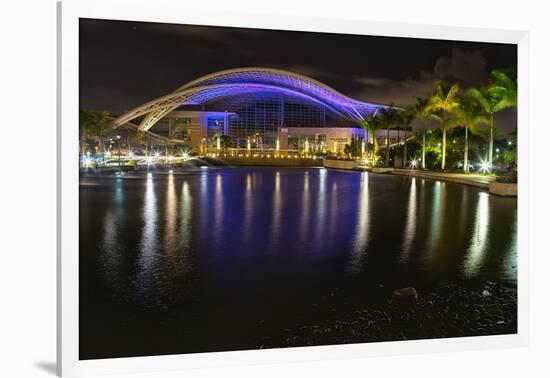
[389,169,494,190]
[258,281,517,349]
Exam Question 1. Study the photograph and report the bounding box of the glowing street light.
[410,159,418,169]
[479,160,491,174]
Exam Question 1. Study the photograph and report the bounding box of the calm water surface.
[79,167,517,358]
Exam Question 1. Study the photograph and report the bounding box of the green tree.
[491,68,517,109]
[358,113,384,165]
[376,107,401,167]
[344,139,362,158]
[220,135,232,151]
[397,107,415,168]
[413,97,431,169]
[425,81,461,170]
[79,110,95,155]
[466,68,517,172]
[79,110,112,156]
[451,97,489,172]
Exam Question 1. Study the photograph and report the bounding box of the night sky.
[79,18,517,132]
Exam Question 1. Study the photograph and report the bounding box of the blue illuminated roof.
[114,67,390,131]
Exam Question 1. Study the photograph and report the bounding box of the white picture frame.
[57,1,529,376]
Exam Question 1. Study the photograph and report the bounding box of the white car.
[136,158,156,167]
[102,159,126,167]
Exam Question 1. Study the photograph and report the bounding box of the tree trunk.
[365,130,369,158]
[422,126,426,169]
[441,124,447,170]
[386,126,390,166]
[403,134,407,168]
[373,135,379,166]
[396,129,400,168]
[488,114,494,172]
[464,126,469,173]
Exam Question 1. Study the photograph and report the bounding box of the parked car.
[101,159,127,167]
[81,158,97,169]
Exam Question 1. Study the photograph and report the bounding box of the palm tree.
[79,110,112,156]
[425,81,461,170]
[397,108,415,168]
[413,97,430,169]
[491,68,517,108]
[466,68,517,171]
[451,97,489,173]
[79,110,95,156]
[358,114,384,166]
[220,135,232,152]
[376,107,401,167]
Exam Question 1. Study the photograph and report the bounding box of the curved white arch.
[113,67,390,131]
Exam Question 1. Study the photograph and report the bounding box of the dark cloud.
[434,47,488,86]
[348,47,516,132]
[351,47,492,106]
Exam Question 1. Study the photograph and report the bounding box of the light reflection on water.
[213,173,224,247]
[243,173,253,246]
[350,172,370,272]
[163,174,177,254]
[80,167,517,309]
[178,181,192,252]
[299,171,310,243]
[314,168,328,244]
[464,192,491,277]
[269,171,282,253]
[426,181,443,261]
[137,174,159,302]
[401,178,417,260]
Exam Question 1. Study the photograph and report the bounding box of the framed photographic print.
[58,0,529,376]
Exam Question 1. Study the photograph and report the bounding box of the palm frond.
[466,87,492,113]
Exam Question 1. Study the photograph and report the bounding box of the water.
[79,167,517,359]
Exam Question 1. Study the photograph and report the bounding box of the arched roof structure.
[113,67,391,131]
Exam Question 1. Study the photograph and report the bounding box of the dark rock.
[392,287,418,303]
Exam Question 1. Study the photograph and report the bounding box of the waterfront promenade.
[390,169,495,189]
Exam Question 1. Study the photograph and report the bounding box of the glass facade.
[207,92,357,148]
